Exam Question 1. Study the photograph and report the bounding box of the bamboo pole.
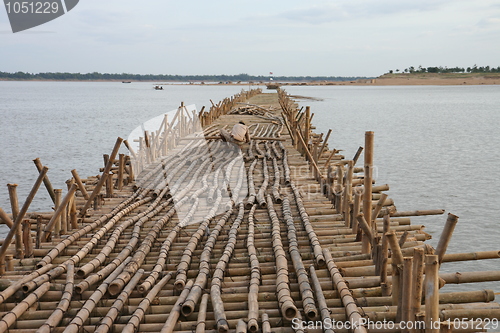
[42,184,77,241]
[71,169,89,200]
[247,204,260,333]
[0,281,51,333]
[386,230,404,311]
[211,203,244,333]
[401,257,413,333]
[63,257,130,333]
[79,137,123,217]
[425,255,440,333]
[160,280,194,333]
[53,188,62,236]
[94,269,144,333]
[262,313,272,333]
[7,184,24,259]
[182,209,233,317]
[411,247,425,326]
[363,131,374,253]
[22,219,33,257]
[0,166,48,271]
[121,273,172,333]
[117,153,125,190]
[322,248,367,333]
[0,208,13,228]
[309,266,334,333]
[435,213,459,265]
[195,293,210,333]
[0,263,53,304]
[36,262,74,333]
[33,158,56,203]
[281,196,318,320]
[290,183,325,266]
[266,196,297,321]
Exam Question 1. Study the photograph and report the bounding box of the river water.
[0,81,498,293]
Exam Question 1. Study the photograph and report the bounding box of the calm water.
[0,82,498,293]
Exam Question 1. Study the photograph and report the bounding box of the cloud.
[275,0,453,24]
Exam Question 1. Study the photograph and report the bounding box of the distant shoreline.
[1,73,499,86]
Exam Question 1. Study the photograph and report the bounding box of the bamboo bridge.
[0,89,499,333]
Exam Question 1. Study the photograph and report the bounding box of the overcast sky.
[1,0,500,77]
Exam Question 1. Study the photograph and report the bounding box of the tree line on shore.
[0,71,367,82]
[388,65,500,74]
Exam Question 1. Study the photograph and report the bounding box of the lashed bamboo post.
[53,188,62,236]
[160,280,194,333]
[36,262,74,333]
[309,266,334,333]
[22,219,33,257]
[412,247,425,319]
[7,184,23,259]
[425,255,440,333]
[118,153,125,190]
[323,248,367,333]
[362,131,374,254]
[380,214,391,296]
[266,195,298,321]
[195,293,210,333]
[122,273,172,333]
[0,281,51,333]
[281,196,318,320]
[247,204,260,332]
[42,184,77,241]
[386,230,404,313]
[401,257,413,333]
[79,137,123,217]
[0,166,48,271]
[71,169,89,200]
[33,157,56,203]
[94,269,144,333]
[435,213,459,265]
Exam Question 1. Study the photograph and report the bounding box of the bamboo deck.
[0,89,499,333]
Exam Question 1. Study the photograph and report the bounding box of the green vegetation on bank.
[387,65,500,74]
[0,71,367,82]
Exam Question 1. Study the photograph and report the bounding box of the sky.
[1,0,500,77]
